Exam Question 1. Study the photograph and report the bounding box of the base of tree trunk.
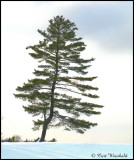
[39,125,47,142]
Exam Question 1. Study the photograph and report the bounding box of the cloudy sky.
[2,1,133,144]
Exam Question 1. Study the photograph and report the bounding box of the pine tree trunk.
[40,124,47,142]
[39,29,59,143]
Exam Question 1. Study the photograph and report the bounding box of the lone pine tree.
[14,15,104,142]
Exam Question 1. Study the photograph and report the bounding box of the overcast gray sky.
[2,1,133,144]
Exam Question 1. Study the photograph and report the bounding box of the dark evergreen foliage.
[1,137,12,142]
[14,16,104,142]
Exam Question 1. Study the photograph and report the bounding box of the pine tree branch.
[56,87,99,98]
[56,87,82,94]
[38,88,51,90]
[57,78,98,91]
[66,76,98,81]
[55,87,84,96]
[56,83,74,87]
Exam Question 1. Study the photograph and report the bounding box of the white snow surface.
[1,142,133,159]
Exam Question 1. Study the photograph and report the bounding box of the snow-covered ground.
[1,142,133,159]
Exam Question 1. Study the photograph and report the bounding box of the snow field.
[1,142,133,159]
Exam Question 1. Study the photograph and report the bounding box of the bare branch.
[56,87,83,95]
